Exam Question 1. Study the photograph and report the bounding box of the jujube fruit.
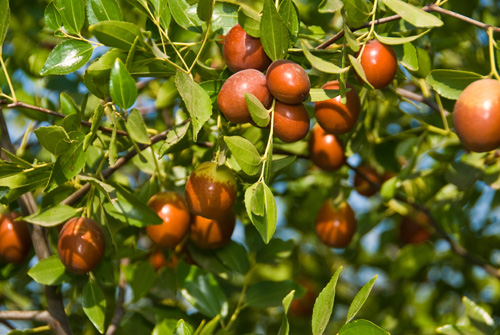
[315,201,356,248]
[308,124,346,171]
[289,280,317,317]
[314,81,360,135]
[354,166,382,197]
[399,213,431,245]
[357,40,397,89]
[266,59,310,104]
[453,79,500,152]
[217,69,272,124]
[146,192,191,248]
[223,24,271,73]
[190,210,236,249]
[185,161,237,219]
[0,213,31,264]
[273,101,310,143]
[57,217,105,275]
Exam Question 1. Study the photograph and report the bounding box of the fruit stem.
[0,57,16,102]
[258,99,276,183]
[487,27,500,81]
[433,92,450,132]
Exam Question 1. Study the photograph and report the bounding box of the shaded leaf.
[238,6,260,38]
[126,109,151,144]
[463,297,495,335]
[87,0,123,26]
[90,20,142,50]
[319,0,343,13]
[168,0,203,33]
[246,280,300,308]
[82,281,107,333]
[110,58,138,109]
[44,2,62,31]
[24,204,81,227]
[55,0,85,34]
[426,70,483,100]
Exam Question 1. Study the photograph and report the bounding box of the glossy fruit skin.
[0,213,31,264]
[354,166,382,197]
[223,24,272,73]
[190,210,236,249]
[357,40,397,89]
[217,69,273,124]
[399,214,431,245]
[185,162,237,220]
[266,59,310,104]
[146,192,191,248]
[314,81,361,135]
[273,102,310,143]
[308,124,346,171]
[58,217,105,275]
[315,201,356,248]
[453,79,500,152]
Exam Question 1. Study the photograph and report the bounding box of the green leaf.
[391,244,434,279]
[0,165,52,204]
[244,182,277,243]
[260,0,289,61]
[24,205,81,227]
[90,21,142,50]
[175,71,212,142]
[445,161,483,191]
[151,0,171,30]
[463,297,495,335]
[40,40,93,76]
[244,93,270,127]
[124,261,156,302]
[256,238,294,264]
[105,184,163,227]
[126,109,151,144]
[82,281,107,333]
[349,54,373,88]
[158,121,191,156]
[374,29,431,45]
[346,275,377,323]
[215,241,250,275]
[198,315,221,335]
[44,2,62,31]
[211,2,239,35]
[55,0,85,34]
[168,0,203,33]
[426,70,483,100]
[84,104,105,151]
[319,0,343,13]
[197,0,214,21]
[312,267,342,335]
[400,42,418,71]
[309,88,341,102]
[153,319,177,335]
[175,320,193,335]
[344,24,360,52]
[437,325,483,335]
[60,92,80,115]
[0,0,9,50]
[87,0,123,26]
[238,6,261,38]
[343,0,371,28]
[279,0,299,42]
[27,255,73,285]
[302,42,348,74]
[380,176,398,202]
[110,58,138,109]
[278,290,295,335]
[178,263,228,318]
[224,136,261,176]
[251,182,265,216]
[246,280,300,308]
[382,0,443,27]
[34,126,71,155]
[338,320,389,335]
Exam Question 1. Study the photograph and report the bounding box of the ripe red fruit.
[289,280,317,317]
[190,210,236,249]
[453,79,500,152]
[314,81,361,135]
[399,213,431,245]
[353,166,382,197]
[273,101,310,143]
[266,59,310,104]
[223,24,272,73]
[0,213,31,264]
[315,201,356,248]
[357,40,397,89]
[185,161,237,219]
[146,192,191,248]
[217,69,273,124]
[58,217,105,275]
[308,124,346,171]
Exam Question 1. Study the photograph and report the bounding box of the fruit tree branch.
[0,311,52,323]
[0,100,127,136]
[396,87,450,116]
[0,109,73,335]
[316,3,500,50]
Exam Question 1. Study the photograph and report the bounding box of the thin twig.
[396,87,450,116]
[0,311,51,323]
[106,258,130,335]
[316,3,500,50]
[0,100,127,136]
[0,320,15,330]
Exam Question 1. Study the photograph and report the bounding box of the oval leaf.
[244,182,277,243]
[168,0,203,33]
[374,29,431,45]
[82,281,107,333]
[302,42,348,74]
[90,20,142,50]
[338,319,389,335]
[110,58,138,109]
[309,88,341,102]
[55,0,85,34]
[312,267,342,335]
[23,204,81,227]
[346,275,377,323]
[463,297,495,335]
[40,40,93,76]
[279,0,299,42]
[126,108,151,144]
[224,136,261,176]
[426,70,483,100]
[238,6,261,38]
[382,0,443,27]
[245,93,270,127]
[44,2,62,31]
[0,0,9,48]
[28,255,73,285]
[260,0,289,61]
[87,0,123,26]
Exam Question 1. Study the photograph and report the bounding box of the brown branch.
[316,3,500,50]
[0,320,15,330]
[0,311,51,323]
[0,109,73,335]
[106,258,130,335]
[0,100,127,136]
[396,87,450,116]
